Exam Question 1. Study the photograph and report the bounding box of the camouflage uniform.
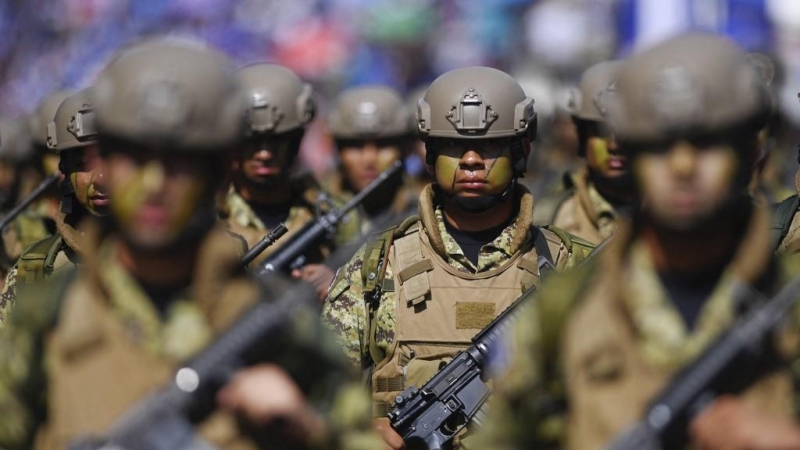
[0,212,80,326]
[222,173,361,264]
[549,166,619,244]
[322,184,592,425]
[479,205,800,449]
[0,226,381,450]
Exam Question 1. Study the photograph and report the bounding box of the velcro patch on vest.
[374,376,405,393]
[455,302,496,330]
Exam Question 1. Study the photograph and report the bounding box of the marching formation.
[0,31,796,450]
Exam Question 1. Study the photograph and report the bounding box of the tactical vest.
[563,272,795,450]
[365,219,565,418]
[16,234,66,285]
[33,234,260,450]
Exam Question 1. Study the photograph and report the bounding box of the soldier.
[322,66,594,449]
[27,90,73,221]
[326,86,418,232]
[0,89,108,325]
[481,34,800,450]
[0,119,55,292]
[223,63,360,298]
[548,61,637,244]
[0,38,380,450]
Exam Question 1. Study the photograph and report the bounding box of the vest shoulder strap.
[17,234,63,283]
[361,215,421,296]
[772,195,800,251]
[544,225,596,266]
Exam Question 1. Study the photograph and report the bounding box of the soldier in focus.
[223,63,360,298]
[326,86,418,233]
[548,61,637,244]
[0,89,108,325]
[0,38,380,450]
[480,34,800,450]
[322,66,594,449]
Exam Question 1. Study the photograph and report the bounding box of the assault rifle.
[70,278,349,450]
[0,173,59,230]
[256,160,403,276]
[388,238,609,450]
[388,251,557,450]
[606,276,800,450]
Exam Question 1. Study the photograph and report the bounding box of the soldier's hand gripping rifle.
[69,278,349,450]
[606,276,800,450]
[0,172,59,230]
[255,160,403,276]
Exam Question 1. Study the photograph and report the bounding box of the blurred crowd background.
[2,0,800,197]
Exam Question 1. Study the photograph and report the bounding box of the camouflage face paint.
[483,149,514,193]
[433,152,460,191]
[587,137,611,172]
[112,160,164,225]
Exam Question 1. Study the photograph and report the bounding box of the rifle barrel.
[0,173,59,230]
[239,223,289,267]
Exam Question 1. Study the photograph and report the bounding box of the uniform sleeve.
[0,265,18,328]
[0,320,47,449]
[321,245,369,373]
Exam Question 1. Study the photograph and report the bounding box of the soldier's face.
[432,139,516,198]
[339,139,402,192]
[67,144,109,216]
[104,149,212,249]
[635,140,738,231]
[239,134,294,185]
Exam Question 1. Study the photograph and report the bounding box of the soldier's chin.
[122,228,182,253]
[245,173,285,188]
[648,208,718,235]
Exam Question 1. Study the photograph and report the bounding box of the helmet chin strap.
[444,178,517,213]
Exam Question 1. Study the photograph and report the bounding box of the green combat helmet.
[327,86,414,140]
[29,90,73,176]
[235,63,315,138]
[417,66,537,176]
[46,88,99,215]
[570,61,623,123]
[608,33,770,147]
[569,61,623,157]
[93,38,244,154]
[29,91,73,149]
[46,88,97,155]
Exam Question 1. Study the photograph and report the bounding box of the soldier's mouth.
[90,194,110,206]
